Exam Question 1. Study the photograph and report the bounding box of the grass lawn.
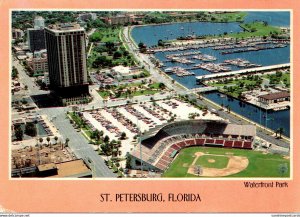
[98,91,110,98]
[131,89,160,97]
[69,112,93,140]
[195,155,229,169]
[69,112,83,126]
[82,127,92,138]
[162,146,290,178]
[210,12,247,22]
[228,22,281,39]
[209,79,258,87]
[207,76,263,98]
[91,27,121,43]
[98,82,163,99]
[263,72,290,86]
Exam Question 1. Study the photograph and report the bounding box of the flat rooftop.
[50,159,91,178]
[46,23,84,32]
[258,91,290,100]
[37,163,57,172]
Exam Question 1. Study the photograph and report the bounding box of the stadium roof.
[141,119,255,140]
[131,120,256,170]
[222,124,256,136]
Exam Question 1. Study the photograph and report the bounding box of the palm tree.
[278,127,284,139]
[46,137,51,147]
[54,136,58,145]
[226,105,231,113]
[39,138,43,149]
[65,138,70,148]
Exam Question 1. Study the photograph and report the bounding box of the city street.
[14,58,116,177]
[39,107,116,177]
[13,59,49,96]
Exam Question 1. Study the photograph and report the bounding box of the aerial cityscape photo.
[10,11,291,178]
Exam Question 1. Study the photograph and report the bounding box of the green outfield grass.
[162,146,290,178]
[195,155,229,169]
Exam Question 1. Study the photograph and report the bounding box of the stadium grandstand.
[129,120,256,172]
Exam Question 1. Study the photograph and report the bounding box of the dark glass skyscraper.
[27,29,46,52]
[45,23,89,101]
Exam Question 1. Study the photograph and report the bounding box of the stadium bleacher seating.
[243,141,252,149]
[223,140,233,148]
[142,130,170,148]
[132,120,254,172]
[233,141,243,148]
[195,138,205,145]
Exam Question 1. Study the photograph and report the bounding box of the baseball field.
[162,146,290,178]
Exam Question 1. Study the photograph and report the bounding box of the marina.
[147,38,289,54]
[131,12,290,137]
[164,66,195,77]
[192,63,231,73]
[221,44,287,55]
[192,54,217,62]
[223,58,262,68]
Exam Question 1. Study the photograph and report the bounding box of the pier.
[196,63,290,82]
[179,86,218,95]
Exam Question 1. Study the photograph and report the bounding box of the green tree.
[39,137,43,149]
[104,135,110,143]
[54,136,58,144]
[92,56,112,68]
[65,138,70,147]
[113,50,122,59]
[277,127,284,139]
[12,67,19,79]
[14,125,23,141]
[46,137,51,147]
[24,122,37,137]
[120,132,126,140]
[157,39,164,47]
[126,155,132,169]
[158,82,165,89]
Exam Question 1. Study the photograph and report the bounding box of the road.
[123,27,186,93]
[13,59,49,96]
[39,107,116,177]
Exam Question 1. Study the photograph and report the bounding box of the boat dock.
[148,38,290,53]
[164,66,195,77]
[221,44,287,55]
[223,58,262,68]
[191,63,231,73]
[196,63,290,82]
[192,54,217,62]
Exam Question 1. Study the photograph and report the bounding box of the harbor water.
[131,11,291,137]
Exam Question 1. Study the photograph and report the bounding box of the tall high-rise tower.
[27,16,46,52]
[44,23,89,104]
[34,16,45,29]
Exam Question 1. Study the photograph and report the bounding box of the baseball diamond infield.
[162,146,290,178]
[187,152,249,177]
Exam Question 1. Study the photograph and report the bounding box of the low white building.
[111,66,141,79]
[43,72,50,86]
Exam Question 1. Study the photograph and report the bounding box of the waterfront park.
[11,11,290,178]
